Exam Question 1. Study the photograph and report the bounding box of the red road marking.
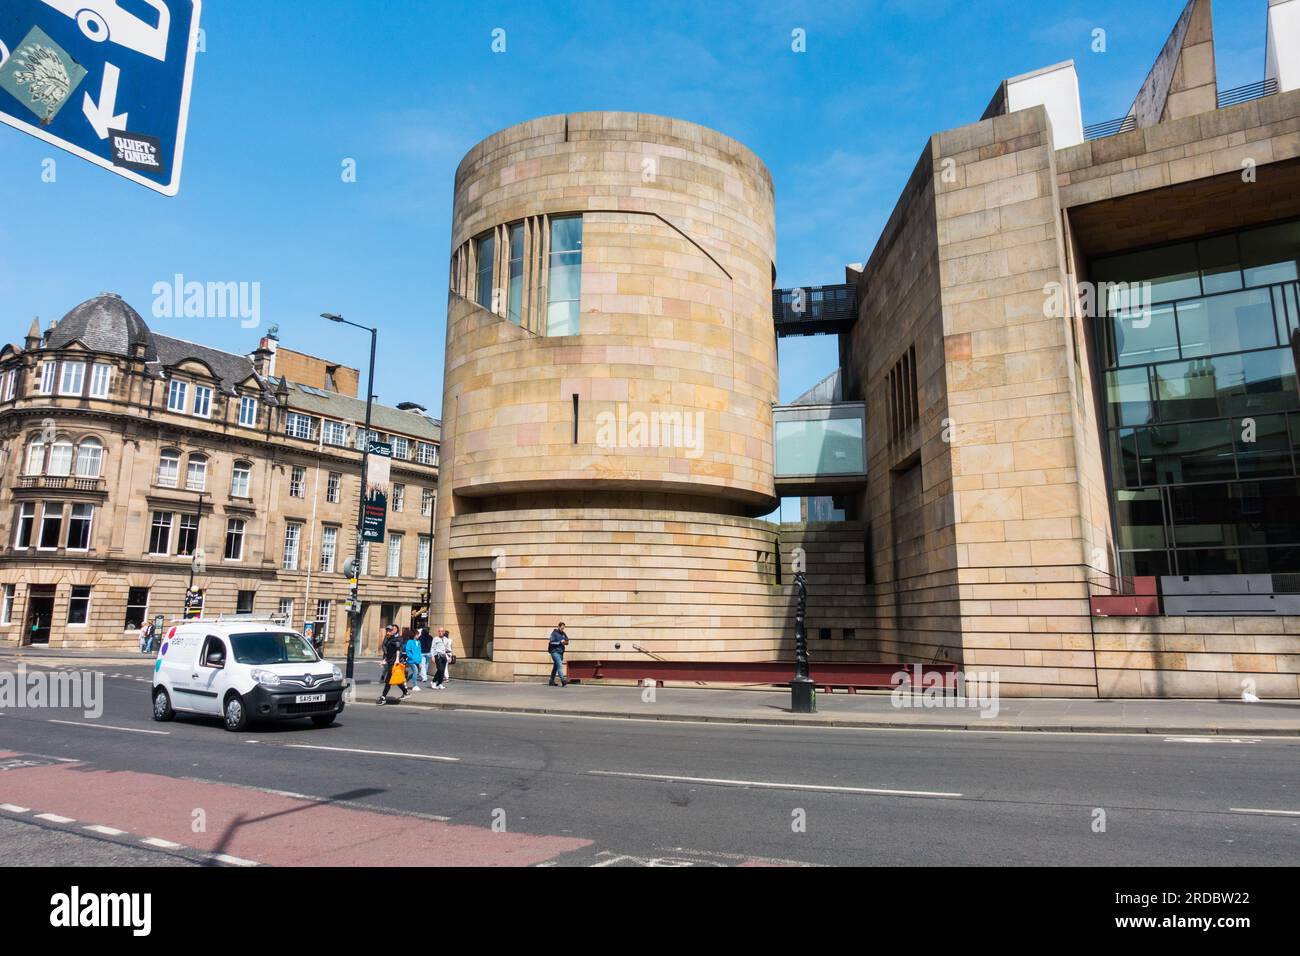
[0,761,589,866]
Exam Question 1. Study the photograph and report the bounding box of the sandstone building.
[432,0,1300,696]
[0,294,439,651]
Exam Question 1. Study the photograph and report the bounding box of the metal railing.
[1217,78,1279,109]
[773,283,857,337]
[1086,78,1279,142]
[1083,115,1136,141]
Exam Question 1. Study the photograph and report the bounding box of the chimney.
[250,335,278,378]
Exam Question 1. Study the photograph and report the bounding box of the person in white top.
[431,629,452,689]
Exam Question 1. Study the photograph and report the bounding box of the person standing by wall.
[547,622,568,687]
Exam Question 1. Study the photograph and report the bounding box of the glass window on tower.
[475,231,495,310]
[546,216,582,336]
[508,222,524,325]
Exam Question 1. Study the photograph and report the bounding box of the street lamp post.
[322,312,377,692]
[791,570,816,713]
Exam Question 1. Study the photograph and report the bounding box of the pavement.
[1,653,1298,866]
[6,644,1300,735]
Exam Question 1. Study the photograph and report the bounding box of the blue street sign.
[0,1,201,196]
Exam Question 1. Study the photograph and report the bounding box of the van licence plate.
[296,693,326,704]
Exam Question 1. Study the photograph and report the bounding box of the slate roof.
[282,380,441,443]
[40,293,440,441]
[46,293,150,356]
[146,333,262,396]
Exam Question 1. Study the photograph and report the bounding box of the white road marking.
[35,813,75,823]
[208,853,257,867]
[283,744,459,762]
[1230,807,1300,817]
[84,824,125,836]
[1166,736,1261,744]
[141,837,182,849]
[454,709,1300,742]
[0,804,30,813]
[588,770,962,798]
[47,719,169,735]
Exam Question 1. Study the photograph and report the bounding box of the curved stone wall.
[444,112,778,509]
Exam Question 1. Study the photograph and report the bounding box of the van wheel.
[152,687,174,722]
[310,713,337,728]
[222,693,248,732]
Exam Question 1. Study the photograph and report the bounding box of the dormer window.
[239,396,258,427]
[167,379,188,412]
[192,384,213,418]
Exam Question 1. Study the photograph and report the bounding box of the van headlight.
[331,666,342,681]
[251,669,281,687]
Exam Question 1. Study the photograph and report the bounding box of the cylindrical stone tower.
[431,112,780,679]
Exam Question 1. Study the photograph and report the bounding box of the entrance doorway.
[26,586,55,645]
[471,603,494,659]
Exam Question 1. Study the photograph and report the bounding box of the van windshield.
[230,632,319,665]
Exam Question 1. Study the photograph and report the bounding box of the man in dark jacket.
[548,622,568,687]
[418,627,434,687]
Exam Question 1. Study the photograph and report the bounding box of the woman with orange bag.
[377,625,409,705]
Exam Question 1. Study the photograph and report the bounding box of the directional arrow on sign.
[1,0,201,195]
[82,62,127,140]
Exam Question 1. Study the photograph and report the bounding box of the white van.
[152,618,345,731]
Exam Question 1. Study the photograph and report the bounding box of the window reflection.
[546,216,583,336]
[1095,219,1300,575]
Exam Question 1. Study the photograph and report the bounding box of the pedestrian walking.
[403,628,423,693]
[431,628,450,689]
[418,626,434,687]
[547,622,568,687]
[441,628,455,686]
[138,620,155,654]
[377,625,408,704]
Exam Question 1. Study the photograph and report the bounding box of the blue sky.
[0,0,1276,416]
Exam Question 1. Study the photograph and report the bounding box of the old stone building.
[0,293,439,651]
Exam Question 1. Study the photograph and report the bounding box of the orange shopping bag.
[389,662,407,686]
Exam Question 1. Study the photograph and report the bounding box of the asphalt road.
[1,656,1297,866]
